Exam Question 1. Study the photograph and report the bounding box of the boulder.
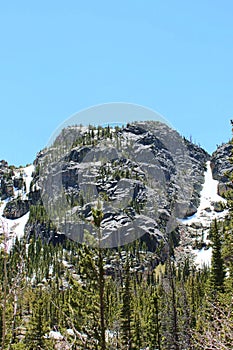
[185,203,197,218]
[3,199,29,219]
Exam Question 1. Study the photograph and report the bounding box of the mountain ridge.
[0,122,231,254]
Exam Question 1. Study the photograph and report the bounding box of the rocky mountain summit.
[3,121,231,255]
[24,121,210,249]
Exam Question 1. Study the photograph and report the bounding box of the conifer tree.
[209,219,225,293]
[222,220,233,292]
[120,253,132,349]
[147,289,161,350]
[24,286,53,350]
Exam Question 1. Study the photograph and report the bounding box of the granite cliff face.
[0,160,15,199]
[24,121,210,249]
[211,142,233,195]
[0,161,28,202]
[0,121,213,250]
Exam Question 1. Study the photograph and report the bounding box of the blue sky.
[1,1,233,165]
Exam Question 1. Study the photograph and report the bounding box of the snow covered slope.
[181,161,227,225]
[0,164,34,251]
[180,161,228,267]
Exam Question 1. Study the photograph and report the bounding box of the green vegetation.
[72,125,116,148]
[1,122,233,348]
[0,224,232,349]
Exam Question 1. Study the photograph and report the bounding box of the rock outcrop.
[28,121,210,249]
[211,142,233,195]
[0,160,15,199]
[3,199,29,219]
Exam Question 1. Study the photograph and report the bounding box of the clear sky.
[1,1,233,166]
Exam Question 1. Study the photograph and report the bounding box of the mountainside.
[211,141,233,195]
[0,162,34,251]
[178,160,228,267]
[0,122,233,349]
[29,121,210,250]
[1,122,229,253]
[1,122,231,256]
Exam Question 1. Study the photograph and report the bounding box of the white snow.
[49,331,63,340]
[22,164,34,194]
[66,329,75,336]
[0,200,30,252]
[181,161,227,227]
[199,161,226,204]
[194,244,212,268]
[180,161,228,268]
[0,164,34,252]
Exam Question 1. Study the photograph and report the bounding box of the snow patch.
[0,164,34,251]
[194,246,212,268]
[180,161,228,268]
[49,331,63,340]
[66,329,75,336]
[181,161,227,227]
[23,164,34,194]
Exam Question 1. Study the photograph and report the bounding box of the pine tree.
[147,290,161,350]
[121,253,132,349]
[24,286,53,350]
[222,220,233,292]
[209,219,225,293]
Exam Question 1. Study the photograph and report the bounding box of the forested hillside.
[0,122,233,349]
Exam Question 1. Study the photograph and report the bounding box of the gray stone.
[3,199,29,219]
[30,121,210,250]
[211,142,233,196]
